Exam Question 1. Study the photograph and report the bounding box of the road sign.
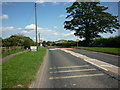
[40,40,42,44]
[30,46,37,51]
[76,39,80,42]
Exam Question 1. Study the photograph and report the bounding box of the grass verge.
[0,64,2,90]
[2,47,46,88]
[73,47,119,54]
[2,49,26,58]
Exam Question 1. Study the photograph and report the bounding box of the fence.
[0,46,24,54]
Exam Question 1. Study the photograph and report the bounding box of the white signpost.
[30,46,37,51]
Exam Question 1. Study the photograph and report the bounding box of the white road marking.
[49,73,104,79]
[49,65,89,69]
[100,65,113,67]
[48,48,75,51]
[84,61,108,71]
[73,84,76,86]
[49,68,96,73]
[62,50,119,75]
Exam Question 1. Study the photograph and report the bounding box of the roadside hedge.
[89,36,120,47]
[55,36,120,48]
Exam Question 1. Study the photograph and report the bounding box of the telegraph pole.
[38,33,40,46]
[35,3,38,51]
[76,36,79,47]
[77,41,78,47]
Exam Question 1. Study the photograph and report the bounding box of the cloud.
[17,28,22,30]
[25,24,45,31]
[37,27,60,36]
[63,32,74,36]
[59,14,67,18]
[0,2,7,5]
[35,0,76,3]
[52,2,59,5]
[36,0,45,4]
[53,26,58,29]
[53,32,59,35]
[25,24,35,30]
[2,24,78,41]
[64,2,70,5]
[2,26,22,31]
[33,37,46,42]
[23,24,60,36]
[68,0,76,2]
[21,24,62,41]
[22,24,77,41]
[0,14,8,19]
[21,30,30,34]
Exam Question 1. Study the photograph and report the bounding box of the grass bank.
[73,47,119,54]
[2,47,46,88]
[0,64,1,90]
[2,49,26,58]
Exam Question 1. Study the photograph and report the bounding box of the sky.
[1,2,119,42]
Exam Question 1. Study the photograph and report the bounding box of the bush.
[89,36,120,47]
[2,35,36,48]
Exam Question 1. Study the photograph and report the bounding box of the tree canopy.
[64,1,120,46]
[2,35,36,48]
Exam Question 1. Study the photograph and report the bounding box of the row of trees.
[42,40,77,47]
[55,40,76,47]
[2,35,36,49]
[54,36,120,48]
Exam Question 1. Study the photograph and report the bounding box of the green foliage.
[64,2,120,46]
[46,41,54,46]
[89,36,120,47]
[2,47,46,88]
[42,41,48,47]
[2,35,36,48]
[2,49,26,58]
[55,40,76,47]
[54,36,120,48]
[0,37,2,47]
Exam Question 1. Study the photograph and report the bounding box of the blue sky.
[1,2,119,41]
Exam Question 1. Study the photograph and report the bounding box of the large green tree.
[64,1,120,46]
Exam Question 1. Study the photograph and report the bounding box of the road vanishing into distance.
[30,47,120,88]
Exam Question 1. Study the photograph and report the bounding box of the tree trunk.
[85,29,91,46]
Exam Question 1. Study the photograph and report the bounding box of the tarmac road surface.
[30,47,120,88]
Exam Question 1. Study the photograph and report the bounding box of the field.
[0,64,1,90]
[2,47,46,88]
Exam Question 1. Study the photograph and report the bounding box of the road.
[30,47,120,88]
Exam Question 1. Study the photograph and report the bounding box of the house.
[55,40,67,44]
